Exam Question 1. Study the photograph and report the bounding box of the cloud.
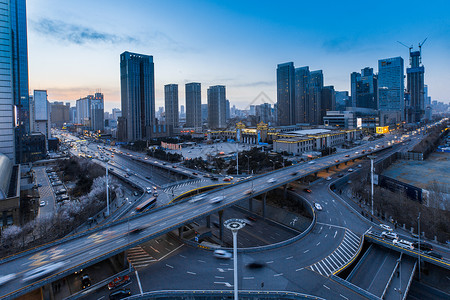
[30,18,138,45]
[233,81,275,88]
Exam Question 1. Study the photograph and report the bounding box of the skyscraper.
[185,82,201,128]
[207,85,226,129]
[276,62,295,126]
[308,70,324,125]
[75,92,104,132]
[164,84,179,135]
[119,51,155,141]
[31,90,50,142]
[378,57,404,117]
[406,49,425,122]
[350,67,378,109]
[294,66,310,124]
[0,0,15,160]
[321,86,335,123]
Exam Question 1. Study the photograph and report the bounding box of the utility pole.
[418,212,421,280]
[367,155,376,216]
[106,159,110,217]
[224,219,246,300]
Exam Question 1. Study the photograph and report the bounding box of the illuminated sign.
[357,118,362,129]
[376,126,389,134]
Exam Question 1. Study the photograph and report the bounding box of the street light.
[244,155,250,175]
[105,159,110,217]
[367,155,376,216]
[418,212,421,280]
[223,219,246,300]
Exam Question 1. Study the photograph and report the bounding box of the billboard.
[376,126,389,134]
[357,118,362,129]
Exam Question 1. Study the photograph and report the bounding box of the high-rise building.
[351,67,378,109]
[255,103,272,124]
[308,70,323,125]
[335,91,350,111]
[321,86,335,123]
[294,66,310,124]
[201,104,208,122]
[112,108,121,120]
[378,57,404,119]
[31,90,50,142]
[0,0,15,160]
[276,62,295,126]
[406,49,425,122]
[207,85,226,129]
[50,102,70,128]
[119,51,155,141]
[69,107,77,123]
[75,93,104,132]
[164,84,179,135]
[225,99,230,120]
[185,82,201,128]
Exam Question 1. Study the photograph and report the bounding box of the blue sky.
[28,0,450,112]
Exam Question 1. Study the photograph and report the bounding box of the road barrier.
[330,275,380,300]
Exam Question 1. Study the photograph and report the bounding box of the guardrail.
[346,244,373,281]
[381,252,402,299]
[125,289,326,299]
[333,228,367,276]
[403,260,417,300]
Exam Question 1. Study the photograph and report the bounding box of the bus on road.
[135,197,157,212]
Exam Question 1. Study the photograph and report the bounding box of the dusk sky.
[28,0,450,112]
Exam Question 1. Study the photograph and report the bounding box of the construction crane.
[418,37,428,64]
[397,41,413,53]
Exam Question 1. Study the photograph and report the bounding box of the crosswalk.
[308,229,361,277]
[127,246,156,269]
[163,179,209,193]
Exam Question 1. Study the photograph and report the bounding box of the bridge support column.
[219,210,224,242]
[283,184,288,199]
[179,226,184,239]
[314,172,318,179]
[326,167,329,173]
[206,215,211,228]
[345,161,348,165]
[249,197,253,212]
[263,193,267,219]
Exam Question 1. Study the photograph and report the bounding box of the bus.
[135,197,157,212]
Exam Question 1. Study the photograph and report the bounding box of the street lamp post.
[244,155,250,175]
[106,159,110,217]
[223,219,246,300]
[418,212,421,280]
[236,141,239,176]
[367,155,376,216]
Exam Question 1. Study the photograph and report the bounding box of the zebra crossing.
[308,229,361,277]
[127,246,156,269]
[163,179,209,193]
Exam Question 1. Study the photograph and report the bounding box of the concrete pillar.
[283,184,288,199]
[249,197,253,212]
[219,210,224,241]
[263,193,267,219]
[206,215,211,228]
[179,226,184,239]
[345,161,348,165]
[326,168,329,173]
[314,172,318,179]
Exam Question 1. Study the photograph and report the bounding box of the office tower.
[119,51,155,141]
[294,66,310,123]
[321,86,335,123]
[0,1,15,160]
[308,70,323,125]
[112,108,121,120]
[207,85,226,129]
[75,92,104,132]
[277,62,295,126]
[164,84,179,135]
[350,67,378,109]
[225,99,230,120]
[185,82,201,128]
[255,103,272,124]
[335,91,350,111]
[180,105,185,116]
[104,112,110,120]
[69,107,77,123]
[378,57,404,116]
[201,104,208,122]
[50,102,70,128]
[406,49,425,122]
[32,90,50,141]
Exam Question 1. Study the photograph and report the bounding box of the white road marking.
[304,250,310,253]
[198,260,206,263]
[323,284,330,290]
[215,276,224,279]
[274,273,283,277]
[187,271,196,275]
[150,246,160,253]
[214,282,232,287]
[115,238,125,244]
[286,256,293,260]
[334,231,338,238]
[179,254,186,258]
[296,268,304,271]
[243,277,254,279]
[135,270,143,295]
[324,234,328,238]
[266,260,274,264]
[340,294,349,300]
[166,264,173,268]
[89,249,99,254]
[316,242,321,246]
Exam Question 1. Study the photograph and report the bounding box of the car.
[204,174,212,178]
[130,226,146,234]
[210,196,224,204]
[153,192,158,197]
[425,251,443,260]
[337,174,344,178]
[291,172,298,176]
[223,177,232,182]
[354,151,359,154]
[334,159,340,163]
[412,242,433,252]
[40,201,46,207]
[348,168,354,172]
[308,161,315,164]
[189,195,206,203]
[393,239,414,250]
[325,176,332,181]
[153,186,157,190]
[22,262,65,282]
[108,275,131,290]
[37,183,42,187]
[192,172,198,175]
[81,274,91,289]
[267,178,277,183]
[145,176,151,179]
[303,188,312,193]
[172,165,177,168]
[357,164,362,168]
[146,189,151,194]
[109,289,131,300]
[380,224,393,232]
[246,216,257,222]
[345,154,350,157]
[246,262,266,269]
[314,203,323,211]
[109,168,114,171]
[244,189,254,195]
[213,249,232,259]
[381,231,398,240]
[133,191,139,196]
[367,231,383,238]
[211,177,219,181]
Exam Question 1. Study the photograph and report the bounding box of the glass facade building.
[164,84,179,135]
[276,62,295,126]
[207,85,226,129]
[185,82,201,128]
[378,57,404,117]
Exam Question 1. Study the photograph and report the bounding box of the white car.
[0,273,16,285]
[22,262,65,282]
[393,239,414,250]
[381,231,398,240]
[189,195,206,203]
[210,196,224,204]
[267,178,277,183]
[314,203,323,211]
[325,177,332,181]
[213,249,232,259]
[380,224,393,232]
[348,168,354,172]
[308,161,315,164]
[39,201,46,207]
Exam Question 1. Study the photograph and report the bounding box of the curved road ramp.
[125,290,325,299]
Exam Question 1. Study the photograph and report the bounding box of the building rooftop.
[287,129,332,136]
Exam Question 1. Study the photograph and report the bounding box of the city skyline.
[27,0,450,112]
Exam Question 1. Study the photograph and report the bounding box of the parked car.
[39,201,46,207]
[303,188,312,193]
[213,249,232,259]
[425,251,443,260]
[81,274,91,289]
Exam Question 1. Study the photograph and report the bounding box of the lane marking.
[304,250,310,253]
[266,260,274,264]
[243,277,254,280]
[334,231,338,238]
[323,284,330,290]
[166,264,173,268]
[187,271,196,275]
[316,242,321,246]
[274,273,283,277]
[340,294,349,300]
[179,254,186,258]
[215,276,224,279]
[286,256,293,260]
[135,270,143,295]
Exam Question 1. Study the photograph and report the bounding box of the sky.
[27,0,450,113]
